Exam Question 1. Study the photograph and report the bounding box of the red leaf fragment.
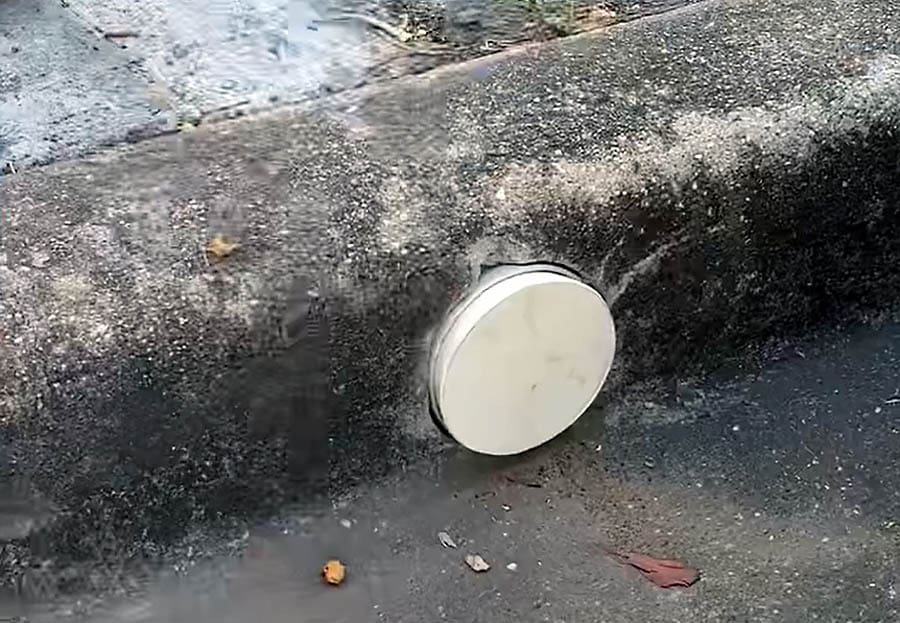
[608,550,700,589]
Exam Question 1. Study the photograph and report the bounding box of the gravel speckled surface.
[0,0,701,168]
[1,0,900,618]
[12,318,900,622]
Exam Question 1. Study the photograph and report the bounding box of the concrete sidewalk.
[1,0,900,601]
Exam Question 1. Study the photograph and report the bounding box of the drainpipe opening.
[428,263,616,456]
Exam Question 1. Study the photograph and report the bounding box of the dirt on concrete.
[2,0,900,600]
[6,316,900,622]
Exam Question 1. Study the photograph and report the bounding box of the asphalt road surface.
[7,315,898,622]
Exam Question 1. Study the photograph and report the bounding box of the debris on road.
[102,31,140,40]
[604,548,699,588]
[506,562,518,571]
[325,12,414,43]
[465,554,491,573]
[205,235,241,262]
[321,559,346,586]
[438,531,457,549]
[503,475,542,488]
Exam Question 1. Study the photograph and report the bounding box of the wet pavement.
[0,0,377,168]
[8,316,898,622]
[0,0,164,169]
[0,0,701,168]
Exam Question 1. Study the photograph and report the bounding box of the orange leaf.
[321,559,346,586]
[607,549,699,588]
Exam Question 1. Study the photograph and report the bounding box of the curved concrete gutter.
[1,0,900,579]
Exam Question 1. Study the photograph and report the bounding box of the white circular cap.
[431,268,615,456]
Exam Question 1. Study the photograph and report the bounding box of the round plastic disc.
[431,268,615,455]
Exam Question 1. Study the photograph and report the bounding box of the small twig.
[320,12,411,42]
[504,475,543,488]
[203,99,251,117]
[316,12,453,57]
[103,30,140,40]
[5,162,16,175]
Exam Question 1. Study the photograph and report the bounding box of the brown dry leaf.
[205,235,241,261]
[464,554,491,573]
[321,559,346,586]
[607,549,699,589]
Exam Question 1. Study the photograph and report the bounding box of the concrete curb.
[1,0,900,576]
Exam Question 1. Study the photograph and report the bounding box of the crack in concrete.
[606,233,691,307]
